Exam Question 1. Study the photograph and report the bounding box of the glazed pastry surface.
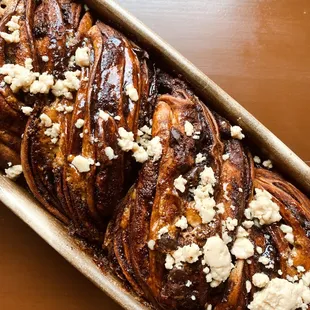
[0,2,310,310]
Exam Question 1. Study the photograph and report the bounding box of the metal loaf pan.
[1,0,309,310]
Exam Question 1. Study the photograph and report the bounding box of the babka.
[1,1,310,309]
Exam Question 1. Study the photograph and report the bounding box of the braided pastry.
[1,1,310,310]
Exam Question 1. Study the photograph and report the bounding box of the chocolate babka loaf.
[1,1,310,310]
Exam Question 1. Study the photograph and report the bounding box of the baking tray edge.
[0,174,148,310]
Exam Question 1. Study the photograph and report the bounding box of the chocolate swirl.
[0,1,309,309]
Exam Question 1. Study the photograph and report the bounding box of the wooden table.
[1,0,309,309]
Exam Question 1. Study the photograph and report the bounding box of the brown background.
[1,0,310,309]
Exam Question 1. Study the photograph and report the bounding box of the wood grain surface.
[1,0,309,309]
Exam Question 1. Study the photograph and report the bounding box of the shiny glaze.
[0,1,310,310]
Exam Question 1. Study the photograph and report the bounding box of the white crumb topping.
[236,226,249,238]
[40,113,52,127]
[203,236,232,287]
[175,216,188,230]
[192,130,200,140]
[248,278,310,310]
[125,84,139,101]
[30,72,54,94]
[52,70,81,99]
[5,164,23,179]
[75,118,85,128]
[24,58,33,70]
[117,127,162,163]
[252,273,270,288]
[287,255,294,267]
[63,70,81,90]
[246,188,281,225]
[256,246,263,254]
[280,224,294,245]
[6,16,20,32]
[185,280,192,287]
[243,220,254,229]
[0,59,38,93]
[165,254,174,270]
[231,237,254,259]
[146,136,162,162]
[114,115,121,121]
[195,153,206,164]
[258,256,270,266]
[174,175,187,193]
[68,55,76,68]
[280,224,292,234]
[184,120,194,136]
[246,280,252,293]
[98,109,110,121]
[140,125,152,135]
[0,16,20,43]
[55,104,74,113]
[0,30,20,43]
[254,156,261,164]
[55,105,64,112]
[117,127,135,151]
[222,218,238,245]
[165,243,202,270]
[216,202,225,214]
[157,226,169,239]
[44,123,60,144]
[263,159,273,169]
[66,106,74,112]
[192,165,217,223]
[230,125,245,140]
[104,147,118,160]
[42,55,49,62]
[223,182,229,201]
[75,46,90,67]
[132,144,149,163]
[71,155,94,173]
[302,272,310,286]
[224,217,238,231]
[222,231,232,245]
[222,153,230,161]
[200,166,216,185]
[147,240,155,250]
[137,128,150,148]
[21,106,33,116]
[286,274,298,283]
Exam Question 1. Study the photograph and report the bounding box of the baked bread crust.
[0,2,309,309]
